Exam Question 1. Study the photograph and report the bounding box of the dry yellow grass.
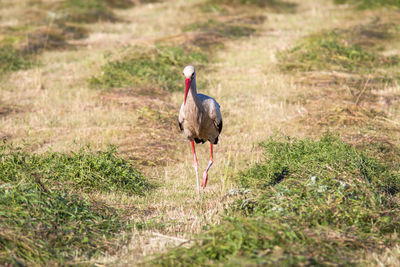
[366,245,400,267]
[1,0,399,266]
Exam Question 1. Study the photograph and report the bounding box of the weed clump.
[205,0,297,13]
[90,46,208,91]
[184,15,266,49]
[0,45,33,76]
[0,186,128,265]
[278,21,400,141]
[239,134,400,221]
[60,0,118,23]
[279,31,398,73]
[58,0,138,23]
[153,135,400,266]
[0,145,150,265]
[0,145,149,195]
[185,19,256,39]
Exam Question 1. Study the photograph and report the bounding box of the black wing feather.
[194,138,206,144]
[217,120,223,134]
[178,119,183,131]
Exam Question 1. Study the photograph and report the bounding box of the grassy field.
[1,0,399,266]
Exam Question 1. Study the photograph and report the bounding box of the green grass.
[104,0,137,9]
[0,145,149,195]
[0,144,150,265]
[0,45,33,76]
[59,0,137,23]
[90,45,208,91]
[152,134,400,266]
[61,0,117,23]
[207,0,297,12]
[334,0,400,9]
[279,31,399,73]
[184,19,256,39]
[0,1,106,55]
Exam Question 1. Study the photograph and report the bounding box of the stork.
[178,65,223,197]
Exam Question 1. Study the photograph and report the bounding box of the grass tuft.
[105,0,136,9]
[203,0,297,13]
[58,0,137,23]
[90,45,208,91]
[184,19,256,39]
[61,0,117,23]
[279,30,398,73]
[183,15,266,49]
[0,144,150,265]
[25,27,69,52]
[240,134,400,213]
[0,186,129,265]
[153,217,313,266]
[278,20,400,144]
[0,45,33,76]
[0,145,150,195]
[152,134,400,266]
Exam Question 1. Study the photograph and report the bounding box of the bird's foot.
[201,171,208,188]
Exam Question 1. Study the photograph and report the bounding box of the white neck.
[186,78,200,106]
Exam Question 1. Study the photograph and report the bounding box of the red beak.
[184,78,191,104]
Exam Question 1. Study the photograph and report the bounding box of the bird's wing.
[178,102,185,131]
[198,94,222,133]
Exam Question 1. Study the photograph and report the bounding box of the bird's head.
[183,65,195,104]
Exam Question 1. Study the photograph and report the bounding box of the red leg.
[202,142,214,188]
[191,140,200,197]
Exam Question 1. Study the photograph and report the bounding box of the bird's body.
[179,93,222,144]
[178,65,222,197]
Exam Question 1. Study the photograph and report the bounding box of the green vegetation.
[184,19,256,39]
[334,0,400,9]
[0,45,33,76]
[0,145,149,194]
[0,145,149,265]
[61,0,118,23]
[59,0,160,23]
[278,20,400,140]
[104,0,138,9]
[90,46,208,91]
[60,0,137,23]
[0,0,137,56]
[153,134,400,266]
[279,30,399,73]
[2,0,400,265]
[208,0,297,12]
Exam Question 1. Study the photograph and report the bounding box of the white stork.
[178,65,223,197]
